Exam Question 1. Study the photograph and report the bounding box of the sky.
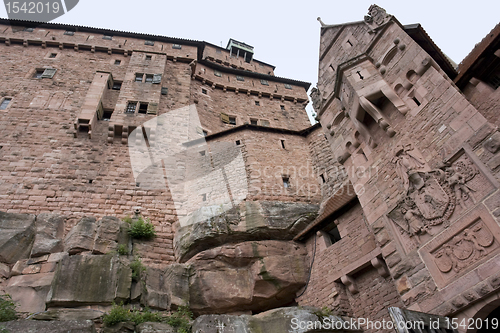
[1,0,499,120]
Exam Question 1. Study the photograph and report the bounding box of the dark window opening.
[102,109,113,120]
[24,27,34,32]
[64,31,75,36]
[88,179,93,184]
[145,74,154,83]
[0,98,12,110]
[280,140,286,149]
[412,96,421,106]
[202,88,207,94]
[202,130,208,136]
[200,151,206,156]
[201,194,207,201]
[136,182,140,187]
[229,116,236,125]
[161,87,168,95]
[280,105,285,110]
[33,69,45,79]
[260,79,269,86]
[255,101,260,106]
[284,84,292,89]
[235,140,241,146]
[135,73,143,82]
[138,103,148,114]
[114,59,121,65]
[172,44,182,49]
[126,102,137,114]
[145,55,152,60]
[49,53,57,58]
[250,119,258,125]
[320,174,326,183]
[112,82,122,90]
[283,176,290,188]
[236,76,244,81]
[103,35,113,40]
[487,72,500,90]
[326,225,341,245]
[144,40,155,46]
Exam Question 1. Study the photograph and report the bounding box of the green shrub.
[0,295,17,322]
[102,303,130,326]
[129,307,162,325]
[117,244,128,255]
[166,306,192,333]
[130,257,146,282]
[127,216,156,240]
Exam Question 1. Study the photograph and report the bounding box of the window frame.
[0,97,12,110]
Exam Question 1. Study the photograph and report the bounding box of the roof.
[454,22,500,88]
[403,24,458,80]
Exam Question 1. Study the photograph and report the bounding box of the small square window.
[261,80,269,86]
[172,44,182,49]
[112,82,122,90]
[138,102,148,114]
[161,87,169,95]
[49,53,57,58]
[236,76,245,82]
[235,140,241,146]
[145,74,154,83]
[214,70,222,77]
[114,59,121,65]
[201,88,207,95]
[283,176,290,188]
[255,101,260,106]
[326,224,341,245]
[126,102,137,114]
[24,27,34,32]
[103,35,113,40]
[135,73,144,82]
[229,116,236,125]
[202,130,208,136]
[0,98,12,110]
[145,40,155,46]
[64,31,75,36]
[280,105,285,110]
[284,84,292,89]
[201,193,207,201]
[250,119,258,125]
[145,55,152,60]
[102,109,113,120]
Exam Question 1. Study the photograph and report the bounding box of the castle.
[0,4,499,333]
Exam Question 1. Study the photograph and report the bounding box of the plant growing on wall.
[0,295,17,322]
[126,216,156,240]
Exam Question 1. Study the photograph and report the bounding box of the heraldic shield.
[412,176,449,220]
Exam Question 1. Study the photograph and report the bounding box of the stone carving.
[433,219,495,274]
[389,155,479,243]
[310,87,323,114]
[364,5,391,27]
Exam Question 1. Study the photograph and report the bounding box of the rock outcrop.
[0,212,36,264]
[0,320,97,333]
[31,213,65,257]
[174,201,318,262]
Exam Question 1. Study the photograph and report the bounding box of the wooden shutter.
[220,113,230,123]
[147,102,158,115]
[41,68,57,78]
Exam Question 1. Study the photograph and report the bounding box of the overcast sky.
[1,0,499,119]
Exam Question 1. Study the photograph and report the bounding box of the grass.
[0,295,17,322]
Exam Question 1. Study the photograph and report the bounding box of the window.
[284,84,292,89]
[152,74,162,84]
[255,101,260,106]
[126,102,137,114]
[199,151,206,156]
[145,55,152,60]
[114,59,121,65]
[320,174,326,183]
[229,116,236,125]
[326,224,341,245]
[280,105,285,110]
[64,31,75,36]
[24,27,34,32]
[283,176,290,188]
[33,68,56,79]
[280,140,286,149]
[103,35,113,40]
[145,74,154,83]
[235,140,241,146]
[172,44,182,49]
[201,194,207,201]
[261,120,270,127]
[102,109,113,120]
[161,87,168,95]
[261,80,269,86]
[135,73,144,82]
[0,98,12,110]
[202,88,207,95]
[112,82,122,90]
[214,70,222,77]
[49,53,57,58]
[250,118,258,125]
[138,103,148,114]
[236,76,244,82]
[145,40,155,46]
[202,130,208,136]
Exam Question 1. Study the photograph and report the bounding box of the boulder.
[102,321,135,333]
[31,213,65,257]
[192,306,362,333]
[64,217,97,254]
[188,240,308,314]
[5,272,55,313]
[47,254,131,307]
[136,322,176,333]
[0,211,36,264]
[174,201,318,262]
[141,264,190,310]
[1,320,96,333]
[0,262,10,278]
[64,216,129,255]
